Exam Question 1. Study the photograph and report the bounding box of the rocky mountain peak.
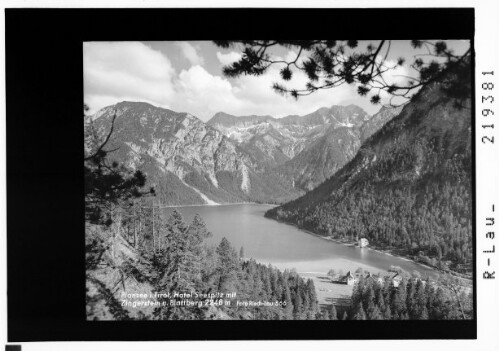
[91,101,299,206]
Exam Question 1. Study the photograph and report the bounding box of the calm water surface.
[164,204,437,277]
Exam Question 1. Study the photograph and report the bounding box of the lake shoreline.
[266,216,471,280]
[158,202,277,209]
[168,203,470,282]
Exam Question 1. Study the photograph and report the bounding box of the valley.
[90,81,472,278]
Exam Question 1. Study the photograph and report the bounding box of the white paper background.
[1,0,497,350]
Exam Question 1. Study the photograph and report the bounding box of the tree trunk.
[152,203,156,254]
[451,285,466,319]
[138,207,142,248]
[112,212,121,262]
[133,203,137,248]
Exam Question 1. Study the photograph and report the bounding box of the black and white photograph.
[7,4,499,349]
[84,39,473,321]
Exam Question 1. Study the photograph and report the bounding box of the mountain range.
[92,102,297,205]
[92,101,401,206]
[208,105,390,191]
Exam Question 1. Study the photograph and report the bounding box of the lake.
[163,203,438,278]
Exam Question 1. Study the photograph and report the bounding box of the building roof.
[344,271,354,279]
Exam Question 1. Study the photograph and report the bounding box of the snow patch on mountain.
[227,130,245,143]
[330,114,354,128]
[240,163,250,193]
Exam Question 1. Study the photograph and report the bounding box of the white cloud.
[216,51,242,66]
[381,59,411,86]
[176,63,357,119]
[374,59,414,105]
[84,42,176,113]
[175,42,204,66]
[85,43,373,121]
[170,65,243,117]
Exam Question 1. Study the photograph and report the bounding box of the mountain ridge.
[209,103,401,191]
[91,100,402,204]
[91,101,300,206]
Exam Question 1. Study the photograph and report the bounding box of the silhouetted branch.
[84,110,117,161]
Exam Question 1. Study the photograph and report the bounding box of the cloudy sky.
[84,40,469,121]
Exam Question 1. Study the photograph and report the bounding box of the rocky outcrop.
[92,102,298,206]
[360,105,403,142]
[278,126,362,191]
[208,104,375,191]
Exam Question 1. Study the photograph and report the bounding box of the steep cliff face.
[278,126,362,191]
[208,112,313,165]
[93,102,298,205]
[279,104,370,128]
[92,100,402,205]
[208,104,373,190]
[209,112,275,132]
[280,105,401,191]
[209,106,370,157]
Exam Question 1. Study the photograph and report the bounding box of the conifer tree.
[352,303,367,320]
[215,237,239,292]
[153,210,205,320]
[301,288,311,318]
[330,304,338,320]
[375,287,386,312]
[391,280,408,318]
[270,269,280,300]
[406,278,417,318]
[186,214,212,289]
[281,283,294,319]
[420,305,429,320]
[292,291,303,319]
[430,287,447,320]
[363,283,376,314]
[163,210,196,291]
[383,305,392,319]
[369,306,383,320]
[306,279,318,313]
[322,309,330,320]
[413,279,428,319]
[213,40,471,105]
[189,213,212,247]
